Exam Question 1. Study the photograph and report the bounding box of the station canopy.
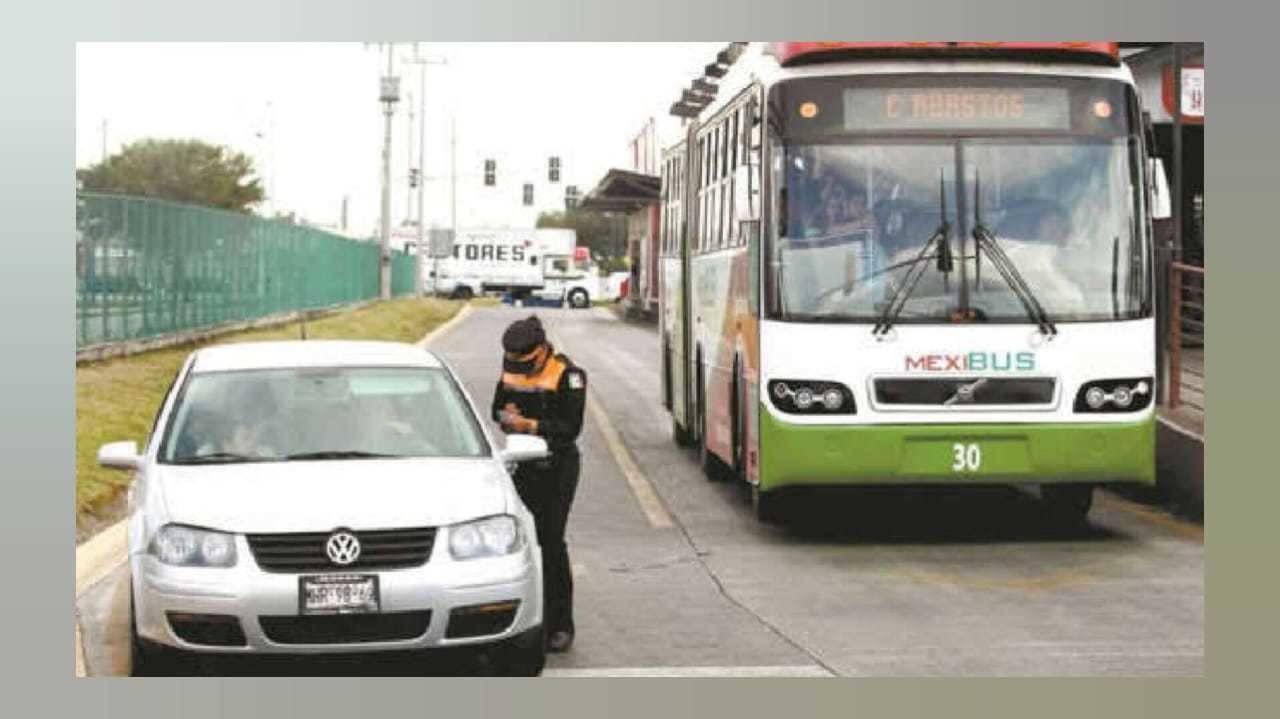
[578,169,659,213]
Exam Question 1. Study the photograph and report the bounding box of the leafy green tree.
[536,209,627,262]
[77,138,265,213]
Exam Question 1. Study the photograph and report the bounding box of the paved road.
[77,305,1204,676]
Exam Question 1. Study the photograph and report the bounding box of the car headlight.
[149,524,238,567]
[448,515,521,560]
[1074,377,1153,413]
[768,380,856,415]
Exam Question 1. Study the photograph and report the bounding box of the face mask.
[504,345,547,375]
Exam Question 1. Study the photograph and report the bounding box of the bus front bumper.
[757,410,1155,491]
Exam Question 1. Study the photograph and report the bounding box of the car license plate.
[299,575,380,615]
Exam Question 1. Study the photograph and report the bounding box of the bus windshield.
[766,75,1148,324]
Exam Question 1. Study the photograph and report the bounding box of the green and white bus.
[659,42,1164,524]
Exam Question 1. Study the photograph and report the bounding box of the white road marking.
[543,665,834,678]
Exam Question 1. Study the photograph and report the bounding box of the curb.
[72,300,473,676]
[416,302,472,348]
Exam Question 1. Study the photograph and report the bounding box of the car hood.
[154,458,513,534]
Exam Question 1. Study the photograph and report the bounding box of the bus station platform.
[1156,347,1205,516]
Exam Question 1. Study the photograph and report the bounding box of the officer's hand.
[509,415,538,434]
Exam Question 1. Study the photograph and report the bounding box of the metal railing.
[76,193,419,348]
[1167,261,1205,410]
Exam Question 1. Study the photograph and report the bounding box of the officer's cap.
[501,315,546,354]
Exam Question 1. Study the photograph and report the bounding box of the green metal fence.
[391,250,418,298]
[76,192,418,348]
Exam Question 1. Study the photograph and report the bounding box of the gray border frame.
[5,0,1254,715]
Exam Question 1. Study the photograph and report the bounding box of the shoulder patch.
[566,370,586,390]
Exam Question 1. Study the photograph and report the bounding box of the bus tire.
[1041,484,1094,525]
[696,358,729,482]
[672,419,694,447]
[752,485,786,525]
[452,286,474,301]
[730,361,745,481]
[567,288,589,309]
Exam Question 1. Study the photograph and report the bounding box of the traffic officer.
[491,315,586,653]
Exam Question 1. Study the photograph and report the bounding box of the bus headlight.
[768,380,856,415]
[1074,378,1153,413]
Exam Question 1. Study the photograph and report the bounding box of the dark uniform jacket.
[491,352,587,453]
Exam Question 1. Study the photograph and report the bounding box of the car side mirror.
[500,434,550,465]
[98,441,142,470]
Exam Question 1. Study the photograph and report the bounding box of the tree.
[536,209,627,263]
[77,138,265,213]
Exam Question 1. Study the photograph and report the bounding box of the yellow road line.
[584,391,674,529]
[1096,492,1203,543]
[544,324,673,529]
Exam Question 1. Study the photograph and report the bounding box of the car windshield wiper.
[970,171,1058,337]
[170,452,278,465]
[285,450,402,461]
[872,170,955,337]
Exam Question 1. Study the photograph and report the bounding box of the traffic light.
[523,183,534,206]
[565,185,579,210]
[484,159,495,186]
[408,168,420,188]
[548,156,561,183]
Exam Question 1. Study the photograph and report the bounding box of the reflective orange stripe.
[501,355,568,392]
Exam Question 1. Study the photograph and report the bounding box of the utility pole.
[100,118,108,163]
[407,47,448,297]
[267,101,277,218]
[377,44,401,300]
[451,114,457,238]
[406,90,415,226]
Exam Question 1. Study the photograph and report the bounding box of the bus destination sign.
[843,87,1071,131]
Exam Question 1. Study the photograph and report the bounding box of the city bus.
[659,42,1164,524]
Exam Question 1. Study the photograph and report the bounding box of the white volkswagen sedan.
[97,340,549,675]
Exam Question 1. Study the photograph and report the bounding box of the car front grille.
[874,377,1056,407]
[258,611,432,645]
[245,527,437,573]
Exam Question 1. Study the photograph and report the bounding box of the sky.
[76,42,721,238]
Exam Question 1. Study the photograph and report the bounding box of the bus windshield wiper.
[872,170,954,337]
[970,171,1058,337]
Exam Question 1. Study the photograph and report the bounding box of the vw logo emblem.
[325,531,361,566]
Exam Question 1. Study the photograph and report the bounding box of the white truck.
[429,228,600,308]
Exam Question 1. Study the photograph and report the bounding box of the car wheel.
[1041,484,1094,526]
[483,625,546,676]
[568,288,589,309]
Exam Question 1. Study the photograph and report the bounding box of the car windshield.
[159,366,489,464]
